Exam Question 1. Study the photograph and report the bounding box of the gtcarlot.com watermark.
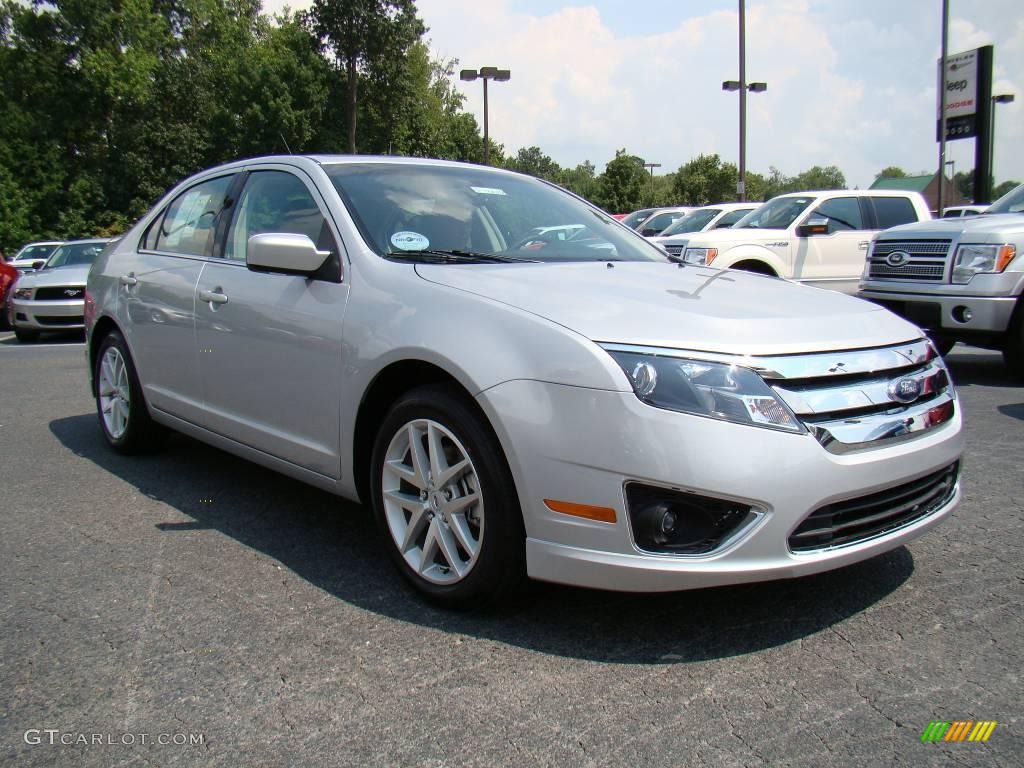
[24,729,205,747]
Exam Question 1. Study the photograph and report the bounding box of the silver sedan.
[85,156,963,607]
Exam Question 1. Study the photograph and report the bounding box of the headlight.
[604,349,804,433]
[952,244,1016,284]
[13,287,33,300]
[682,247,717,266]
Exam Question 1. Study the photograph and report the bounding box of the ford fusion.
[86,156,964,607]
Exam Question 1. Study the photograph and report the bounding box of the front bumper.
[10,297,86,331]
[858,287,1016,335]
[477,380,963,592]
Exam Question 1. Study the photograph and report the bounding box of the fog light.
[951,305,976,323]
[626,483,756,555]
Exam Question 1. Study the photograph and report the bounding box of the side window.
[810,197,863,233]
[873,197,919,229]
[716,209,751,227]
[225,171,328,261]
[153,176,233,256]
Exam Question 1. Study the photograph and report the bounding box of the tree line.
[6,1,1012,253]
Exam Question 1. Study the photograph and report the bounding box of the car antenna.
[280,134,293,155]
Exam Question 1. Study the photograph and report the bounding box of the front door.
[793,196,871,294]
[194,168,350,477]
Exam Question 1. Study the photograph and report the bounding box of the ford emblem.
[885,250,911,268]
[888,376,922,404]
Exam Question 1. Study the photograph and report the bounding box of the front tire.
[370,384,526,608]
[94,330,167,453]
[14,326,39,343]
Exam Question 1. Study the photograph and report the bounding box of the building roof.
[870,174,933,192]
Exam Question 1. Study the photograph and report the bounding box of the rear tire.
[94,330,167,453]
[370,384,526,608]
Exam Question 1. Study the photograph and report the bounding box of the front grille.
[33,286,85,301]
[663,245,684,257]
[789,462,958,552]
[35,315,84,326]
[868,239,952,282]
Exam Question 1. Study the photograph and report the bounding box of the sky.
[268,0,1023,190]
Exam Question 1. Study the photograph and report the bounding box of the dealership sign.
[937,48,980,140]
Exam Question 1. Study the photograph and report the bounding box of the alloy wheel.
[98,346,131,439]
[381,418,484,585]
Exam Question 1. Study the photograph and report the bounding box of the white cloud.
[267,0,1024,190]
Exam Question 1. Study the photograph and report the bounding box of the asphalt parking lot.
[0,332,1021,767]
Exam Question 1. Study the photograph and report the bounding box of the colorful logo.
[921,721,997,742]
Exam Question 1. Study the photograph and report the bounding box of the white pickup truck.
[859,183,1024,375]
[682,190,932,294]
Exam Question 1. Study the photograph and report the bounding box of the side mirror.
[797,217,829,237]
[246,233,330,275]
[31,260,46,270]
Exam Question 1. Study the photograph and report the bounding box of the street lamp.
[722,0,767,202]
[643,162,661,206]
[991,93,1015,198]
[460,67,511,166]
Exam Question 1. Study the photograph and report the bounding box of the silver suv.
[86,156,964,607]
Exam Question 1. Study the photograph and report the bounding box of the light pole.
[991,93,1015,198]
[722,0,766,202]
[459,67,511,166]
[643,162,661,205]
[945,159,955,209]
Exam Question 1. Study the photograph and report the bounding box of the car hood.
[879,213,1024,240]
[415,261,921,355]
[15,265,91,288]
[684,227,788,247]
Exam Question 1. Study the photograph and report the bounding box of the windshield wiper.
[385,249,537,263]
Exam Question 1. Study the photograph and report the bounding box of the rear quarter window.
[872,197,919,229]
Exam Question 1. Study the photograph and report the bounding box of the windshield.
[734,196,815,229]
[44,242,106,269]
[14,244,60,262]
[985,184,1024,215]
[660,209,720,236]
[327,164,668,264]
[620,208,657,229]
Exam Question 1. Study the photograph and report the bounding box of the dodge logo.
[885,250,911,268]
[888,376,922,404]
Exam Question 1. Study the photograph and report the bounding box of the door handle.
[199,288,229,305]
[119,273,138,287]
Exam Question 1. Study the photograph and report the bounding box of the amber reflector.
[543,499,617,523]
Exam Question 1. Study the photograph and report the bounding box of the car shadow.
[0,331,85,346]
[945,348,1019,388]
[50,413,915,665]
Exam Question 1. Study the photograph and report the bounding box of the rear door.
[126,174,235,423]
[194,166,349,477]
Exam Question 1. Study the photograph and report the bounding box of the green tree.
[506,146,562,182]
[877,166,907,179]
[672,154,738,205]
[595,149,647,213]
[309,0,424,153]
[785,165,846,192]
[559,161,597,201]
[993,180,1020,199]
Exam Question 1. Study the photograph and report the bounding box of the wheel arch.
[352,359,505,507]
[714,244,784,276]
